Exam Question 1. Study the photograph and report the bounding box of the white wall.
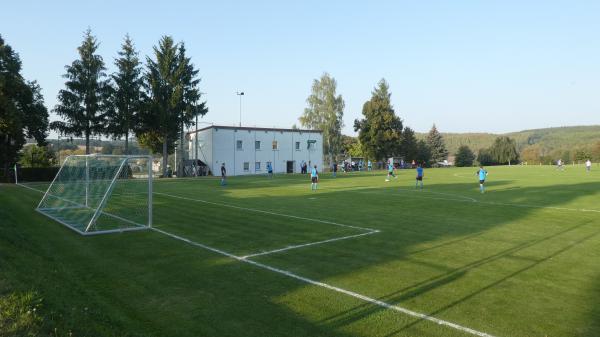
[189,127,323,176]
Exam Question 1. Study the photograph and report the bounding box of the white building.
[187,125,323,176]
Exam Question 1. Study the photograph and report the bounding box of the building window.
[255,141,261,150]
[255,162,261,170]
[237,140,243,150]
[272,140,278,150]
[243,162,250,171]
[307,140,317,150]
[295,141,300,150]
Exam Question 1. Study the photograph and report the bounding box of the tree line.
[52,29,207,177]
[299,73,524,168]
[299,75,450,167]
[1,30,208,178]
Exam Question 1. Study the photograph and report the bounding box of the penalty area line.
[240,230,380,259]
[151,227,498,337]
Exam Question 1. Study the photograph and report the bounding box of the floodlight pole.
[236,91,244,127]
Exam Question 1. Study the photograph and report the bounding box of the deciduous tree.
[489,136,519,165]
[0,35,49,177]
[300,73,344,165]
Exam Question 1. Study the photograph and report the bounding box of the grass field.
[2,165,600,337]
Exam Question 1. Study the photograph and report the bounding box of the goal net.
[36,155,153,235]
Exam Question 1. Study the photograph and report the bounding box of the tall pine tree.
[299,73,344,165]
[52,29,111,154]
[426,124,448,164]
[175,43,207,177]
[108,35,143,154]
[137,36,206,177]
[354,79,402,161]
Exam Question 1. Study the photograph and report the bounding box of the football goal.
[36,155,153,235]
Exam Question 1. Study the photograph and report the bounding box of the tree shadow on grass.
[181,179,600,337]
[9,174,600,337]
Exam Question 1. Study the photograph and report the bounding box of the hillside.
[417,125,600,158]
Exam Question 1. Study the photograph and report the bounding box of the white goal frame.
[36,154,153,235]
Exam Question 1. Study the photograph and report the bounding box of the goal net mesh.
[36,155,152,235]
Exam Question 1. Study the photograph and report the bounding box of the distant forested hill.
[417,125,600,163]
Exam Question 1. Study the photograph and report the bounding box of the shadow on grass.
[5,170,600,337]
[150,176,600,336]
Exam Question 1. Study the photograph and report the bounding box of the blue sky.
[2,1,599,137]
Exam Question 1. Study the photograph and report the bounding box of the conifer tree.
[426,124,448,164]
[108,35,143,154]
[52,29,112,154]
[354,79,403,161]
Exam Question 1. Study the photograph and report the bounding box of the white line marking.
[19,183,497,336]
[154,191,377,232]
[151,227,497,337]
[240,230,380,259]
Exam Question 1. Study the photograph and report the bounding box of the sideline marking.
[152,227,497,337]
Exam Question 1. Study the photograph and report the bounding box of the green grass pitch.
[2,165,600,337]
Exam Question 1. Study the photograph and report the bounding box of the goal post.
[36,154,153,235]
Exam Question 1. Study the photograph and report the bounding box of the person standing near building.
[311,165,319,191]
[220,163,227,186]
[267,162,273,178]
[476,165,488,193]
[415,164,424,189]
[332,162,338,177]
[585,159,592,172]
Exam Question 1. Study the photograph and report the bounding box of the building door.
[286,161,294,173]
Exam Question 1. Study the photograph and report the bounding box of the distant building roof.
[187,125,322,135]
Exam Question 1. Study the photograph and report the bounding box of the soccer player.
[415,164,424,189]
[311,165,319,191]
[386,161,397,181]
[586,159,592,172]
[368,160,372,171]
[267,162,273,178]
[220,163,227,186]
[476,165,488,193]
[556,159,564,171]
[332,162,338,177]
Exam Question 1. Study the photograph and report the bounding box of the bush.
[16,167,60,182]
[455,145,475,167]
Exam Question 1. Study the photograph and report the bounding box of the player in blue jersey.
[476,165,488,193]
[415,164,424,189]
[310,165,319,191]
[266,162,273,179]
[385,161,397,181]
